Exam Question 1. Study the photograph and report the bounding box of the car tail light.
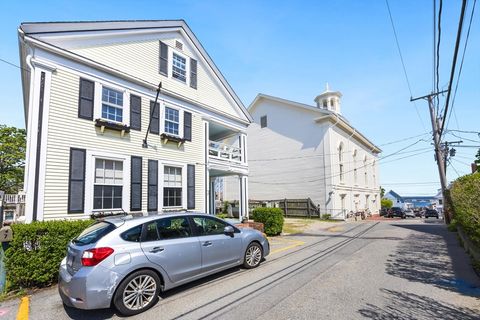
[81,247,114,266]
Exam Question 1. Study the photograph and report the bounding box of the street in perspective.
[0,1,479,319]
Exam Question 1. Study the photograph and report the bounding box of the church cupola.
[314,83,342,114]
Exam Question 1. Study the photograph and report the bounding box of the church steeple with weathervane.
[314,83,342,114]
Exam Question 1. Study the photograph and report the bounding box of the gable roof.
[18,20,253,123]
[386,190,403,201]
[249,93,381,154]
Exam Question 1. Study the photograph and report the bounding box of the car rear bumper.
[58,257,122,310]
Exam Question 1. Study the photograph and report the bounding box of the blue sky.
[0,0,478,195]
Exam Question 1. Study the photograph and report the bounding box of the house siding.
[247,99,328,207]
[43,67,205,219]
[70,37,241,120]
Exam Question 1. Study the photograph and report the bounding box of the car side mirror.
[224,226,235,237]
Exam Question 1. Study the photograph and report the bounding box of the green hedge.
[4,219,93,290]
[251,207,284,236]
[449,172,480,247]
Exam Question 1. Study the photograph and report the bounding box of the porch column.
[238,175,249,221]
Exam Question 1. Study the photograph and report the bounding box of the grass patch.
[0,288,26,302]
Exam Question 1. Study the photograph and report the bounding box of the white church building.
[245,86,381,219]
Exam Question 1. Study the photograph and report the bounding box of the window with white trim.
[93,159,123,210]
[164,106,180,136]
[101,87,123,122]
[172,53,187,82]
[163,166,182,207]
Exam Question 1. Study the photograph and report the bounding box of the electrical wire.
[447,131,479,143]
[385,0,427,130]
[436,0,443,114]
[444,0,476,135]
[440,0,468,136]
[0,57,31,73]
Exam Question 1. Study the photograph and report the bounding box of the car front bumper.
[58,257,123,310]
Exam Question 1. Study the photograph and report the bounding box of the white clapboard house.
[18,20,251,222]
[246,86,381,219]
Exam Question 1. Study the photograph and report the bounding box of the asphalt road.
[3,219,480,319]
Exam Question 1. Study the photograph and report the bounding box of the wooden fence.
[250,198,321,218]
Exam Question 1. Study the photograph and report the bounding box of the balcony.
[3,194,26,204]
[209,141,242,163]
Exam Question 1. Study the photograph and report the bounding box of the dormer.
[314,83,342,114]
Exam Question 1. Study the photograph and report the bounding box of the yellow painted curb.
[270,239,305,255]
[16,296,29,320]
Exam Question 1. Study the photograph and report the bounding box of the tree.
[0,125,26,193]
[381,198,393,209]
[380,186,385,198]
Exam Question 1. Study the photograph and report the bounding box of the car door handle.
[150,246,164,253]
[202,241,212,247]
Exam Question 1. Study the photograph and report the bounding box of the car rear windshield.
[72,221,116,246]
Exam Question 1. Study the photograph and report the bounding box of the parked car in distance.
[387,207,406,219]
[58,213,270,316]
[405,209,415,218]
[424,209,439,219]
[413,209,423,218]
[380,208,389,216]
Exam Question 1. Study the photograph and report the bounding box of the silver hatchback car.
[58,213,269,316]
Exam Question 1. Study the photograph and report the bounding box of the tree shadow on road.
[386,222,480,297]
[358,288,479,320]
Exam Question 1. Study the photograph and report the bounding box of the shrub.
[381,198,393,209]
[216,213,227,219]
[449,172,480,247]
[447,219,458,232]
[251,207,284,236]
[4,219,93,290]
[321,214,332,220]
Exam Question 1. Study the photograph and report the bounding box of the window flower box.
[95,118,130,136]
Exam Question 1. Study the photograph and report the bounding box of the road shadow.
[387,222,480,297]
[358,288,479,320]
[63,304,115,319]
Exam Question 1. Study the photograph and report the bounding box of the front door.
[140,216,202,283]
[191,216,242,273]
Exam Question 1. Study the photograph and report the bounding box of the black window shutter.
[130,95,142,131]
[131,156,142,211]
[68,148,86,213]
[187,164,195,210]
[190,58,197,89]
[78,78,94,120]
[184,111,192,141]
[159,41,168,76]
[150,101,160,134]
[260,115,267,128]
[148,160,158,212]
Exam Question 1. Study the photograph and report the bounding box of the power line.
[440,0,468,136]
[447,131,479,143]
[378,131,430,146]
[250,148,432,185]
[0,57,30,73]
[448,159,462,178]
[436,0,443,114]
[384,0,427,130]
[444,0,477,134]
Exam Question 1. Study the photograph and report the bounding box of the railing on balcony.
[3,194,26,204]
[209,141,242,163]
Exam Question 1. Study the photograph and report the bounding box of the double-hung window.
[94,159,123,210]
[102,87,123,122]
[172,53,187,82]
[163,166,182,207]
[164,107,180,136]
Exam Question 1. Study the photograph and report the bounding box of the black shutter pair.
[159,41,197,89]
[78,78,142,130]
[149,101,192,141]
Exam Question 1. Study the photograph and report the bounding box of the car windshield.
[73,221,116,246]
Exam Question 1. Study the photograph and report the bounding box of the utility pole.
[411,90,451,223]
[442,140,463,174]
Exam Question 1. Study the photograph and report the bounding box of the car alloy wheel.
[123,275,157,311]
[244,242,262,269]
[113,269,161,316]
